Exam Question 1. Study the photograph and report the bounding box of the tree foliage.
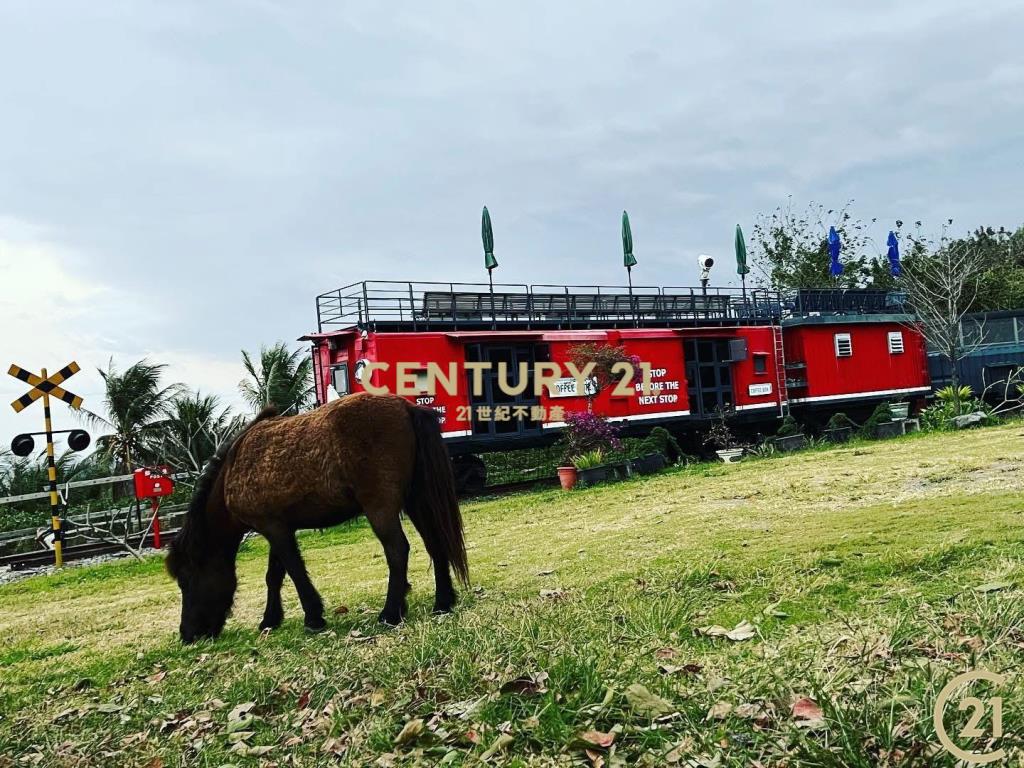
[239,342,314,415]
[82,359,183,471]
[160,392,246,472]
[751,200,889,290]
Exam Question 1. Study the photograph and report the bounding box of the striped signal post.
[8,362,85,568]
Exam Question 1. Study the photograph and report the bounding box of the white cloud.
[0,221,247,445]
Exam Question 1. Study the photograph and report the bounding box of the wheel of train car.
[451,454,487,495]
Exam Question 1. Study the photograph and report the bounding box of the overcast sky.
[2,1,1023,441]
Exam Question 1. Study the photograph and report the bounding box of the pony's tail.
[404,403,469,585]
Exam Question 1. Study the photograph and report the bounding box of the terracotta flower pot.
[557,466,578,490]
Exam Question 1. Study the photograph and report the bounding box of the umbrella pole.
[741,274,747,305]
[488,269,496,330]
[627,266,636,327]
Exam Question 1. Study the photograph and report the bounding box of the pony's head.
[166,522,238,643]
[165,406,275,643]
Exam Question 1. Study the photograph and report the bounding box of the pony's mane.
[166,406,278,577]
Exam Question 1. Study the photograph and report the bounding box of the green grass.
[2,424,1024,766]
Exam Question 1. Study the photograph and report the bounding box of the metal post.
[40,368,63,568]
[488,270,496,330]
[627,267,636,328]
[150,498,162,549]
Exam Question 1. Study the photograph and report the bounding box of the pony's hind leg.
[407,518,457,614]
[366,507,410,626]
[258,550,286,631]
[263,527,326,633]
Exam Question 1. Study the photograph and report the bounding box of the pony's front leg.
[264,528,326,633]
[258,550,286,631]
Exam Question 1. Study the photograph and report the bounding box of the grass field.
[2,424,1023,766]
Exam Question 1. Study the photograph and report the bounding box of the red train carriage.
[303,281,929,482]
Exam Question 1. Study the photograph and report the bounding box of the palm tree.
[162,392,246,472]
[239,342,314,415]
[83,359,182,471]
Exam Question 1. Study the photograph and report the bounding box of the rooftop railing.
[314,281,910,332]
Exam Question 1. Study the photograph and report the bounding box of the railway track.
[0,530,179,571]
[0,478,554,571]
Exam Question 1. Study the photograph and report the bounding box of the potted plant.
[823,412,855,443]
[627,426,676,475]
[862,401,901,439]
[574,449,611,485]
[557,411,623,489]
[703,408,744,463]
[771,414,808,452]
[557,465,578,491]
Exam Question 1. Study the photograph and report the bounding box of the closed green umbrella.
[482,206,497,327]
[735,224,749,302]
[482,206,497,271]
[622,211,637,326]
[622,211,637,268]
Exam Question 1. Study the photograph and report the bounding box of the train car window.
[727,338,748,362]
[887,331,905,354]
[753,354,768,374]
[834,333,853,358]
[331,363,350,395]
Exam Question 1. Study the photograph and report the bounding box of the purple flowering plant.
[560,410,622,464]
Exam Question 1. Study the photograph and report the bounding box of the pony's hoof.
[258,616,283,631]
[378,610,405,627]
[304,619,328,634]
[432,604,454,615]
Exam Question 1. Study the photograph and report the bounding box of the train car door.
[465,343,544,438]
[684,338,736,417]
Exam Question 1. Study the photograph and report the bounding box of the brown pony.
[166,393,468,643]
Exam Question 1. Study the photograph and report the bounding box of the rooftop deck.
[315,281,909,333]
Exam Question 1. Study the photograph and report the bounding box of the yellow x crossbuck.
[8,362,83,413]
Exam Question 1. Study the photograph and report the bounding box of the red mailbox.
[133,466,174,549]
[133,466,174,499]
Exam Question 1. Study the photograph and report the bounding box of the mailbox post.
[133,466,174,549]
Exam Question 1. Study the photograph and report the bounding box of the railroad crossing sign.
[7,362,87,568]
[9,362,84,412]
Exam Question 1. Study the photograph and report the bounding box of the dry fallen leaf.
[624,683,674,716]
[572,729,616,750]
[975,581,1012,593]
[791,696,825,727]
[706,701,732,721]
[480,733,514,760]
[698,625,729,638]
[725,621,756,642]
[500,671,549,696]
[333,605,350,614]
[393,718,424,746]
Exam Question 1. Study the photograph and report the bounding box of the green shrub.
[860,402,892,438]
[638,426,682,462]
[826,412,856,430]
[776,414,802,437]
[572,449,606,470]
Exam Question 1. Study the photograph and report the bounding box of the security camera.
[698,254,715,270]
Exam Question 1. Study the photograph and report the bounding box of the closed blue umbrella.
[828,226,843,278]
[886,231,901,277]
